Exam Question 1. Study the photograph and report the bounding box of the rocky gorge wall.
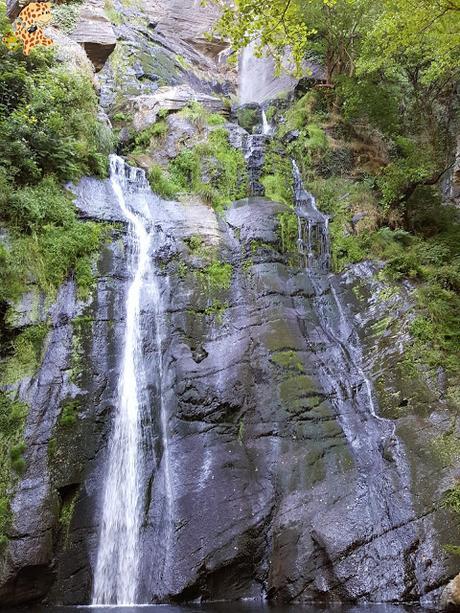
[2,170,459,607]
[0,0,459,608]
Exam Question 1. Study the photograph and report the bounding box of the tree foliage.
[211,0,460,84]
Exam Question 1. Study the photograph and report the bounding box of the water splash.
[92,155,152,605]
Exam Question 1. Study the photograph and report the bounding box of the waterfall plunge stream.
[92,156,171,605]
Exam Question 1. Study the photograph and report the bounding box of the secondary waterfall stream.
[93,156,153,605]
[292,159,414,541]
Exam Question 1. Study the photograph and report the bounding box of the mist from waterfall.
[92,155,153,605]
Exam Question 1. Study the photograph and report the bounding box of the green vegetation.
[0,391,28,548]
[230,0,460,413]
[148,164,180,200]
[169,128,248,211]
[201,261,233,292]
[306,176,378,271]
[211,0,459,87]
[442,485,460,515]
[59,488,78,546]
[250,240,275,253]
[130,103,241,209]
[271,350,304,372]
[235,106,259,133]
[178,101,226,129]
[277,210,298,255]
[52,0,84,33]
[131,118,168,153]
[0,324,48,385]
[104,0,123,25]
[185,235,216,261]
[190,259,233,323]
[0,8,112,307]
[59,399,81,428]
[431,431,460,465]
[69,315,93,385]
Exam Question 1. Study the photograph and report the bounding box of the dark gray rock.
[0,175,458,607]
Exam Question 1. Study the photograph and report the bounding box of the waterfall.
[243,132,268,196]
[241,109,273,196]
[261,109,272,136]
[292,161,413,533]
[92,155,153,605]
[293,160,330,270]
[239,41,297,104]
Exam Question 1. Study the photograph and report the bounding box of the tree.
[210,0,460,86]
[358,0,460,84]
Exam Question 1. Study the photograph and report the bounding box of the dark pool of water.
[1,604,431,613]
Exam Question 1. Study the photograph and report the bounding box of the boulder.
[70,0,116,71]
[129,84,225,132]
[441,574,460,610]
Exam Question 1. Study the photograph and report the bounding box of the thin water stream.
[93,156,152,605]
[92,156,175,605]
[292,159,415,540]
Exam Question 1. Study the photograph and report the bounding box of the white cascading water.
[261,109,272,135]
[239,42,297,104]
[92,155,152,605]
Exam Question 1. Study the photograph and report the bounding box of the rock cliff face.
[1,0,459,608]
[0,164,459,606]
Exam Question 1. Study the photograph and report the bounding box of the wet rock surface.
[1,167,458,605]
[96,0,235,124]
[129,85,225,132]
[1,1,459,606]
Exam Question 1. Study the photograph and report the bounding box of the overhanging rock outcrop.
[6,0,20,21]
[70,0,116,71]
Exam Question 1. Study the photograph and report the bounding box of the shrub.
[235,106,259,132]
[169,128,247,210]
[376,137,436,210]
[148,164,179,200]
[0,391,28,546]
[52,0,84,33]
[59,399,81,428]
[203,261,233,292]
[0,324,48,385]
[442,485,460,514]
[179,101,225,130]
[132,119,168,153]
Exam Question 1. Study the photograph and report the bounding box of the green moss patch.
[0,391,28,548]
[271,350,304,372]
[0,324,48,385]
